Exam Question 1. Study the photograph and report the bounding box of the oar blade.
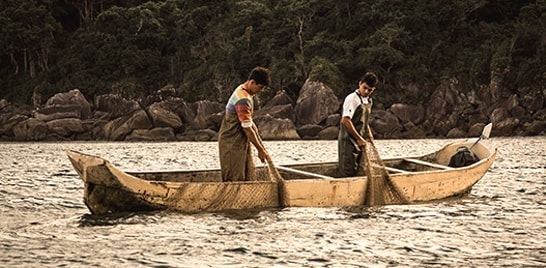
[482,123,492,139]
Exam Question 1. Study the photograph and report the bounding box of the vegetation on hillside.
[1,0,544,107]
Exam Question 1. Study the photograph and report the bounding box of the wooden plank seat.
[403,158,454,170]
[276,166,334,179]
[385,166,410,174]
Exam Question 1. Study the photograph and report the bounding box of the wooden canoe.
[67,134,497,214]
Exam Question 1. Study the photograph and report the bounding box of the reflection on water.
[0,138,545,267]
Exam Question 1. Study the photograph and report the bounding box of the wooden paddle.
[470,123,492,149]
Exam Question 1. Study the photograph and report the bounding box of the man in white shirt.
[338,72,378,177]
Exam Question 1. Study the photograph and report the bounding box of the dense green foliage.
[1,0,545,106]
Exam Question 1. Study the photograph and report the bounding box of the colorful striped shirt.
[225,84,253,127]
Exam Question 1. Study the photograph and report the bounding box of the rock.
[425,79,466,121]
[296,124,323,139]
[389,103,425,125]
[318,126,339,140]
[155,98,196,126]
[255,104,295,121]
[264,90,293,108]
[468,123,486,137]
[192,100,224,130]
[147,103,183,130]
[522,121,546,135]
[255,115,300,140]
[400,122,427,139]
[295,79,340,126]
[194,129,217,141]
[370,110,401,138]
[520,94,544,115]
[490,107,510,125]
[94,94,140,119]
[46,118,84,137]
[13,118,48,141]
[446,128,466,138]
[324,114,341,127]
[177,128,217,141]
[125,127,176,141]
[103,110,152,141]
[38,89,92,120]
[493,118,520,136]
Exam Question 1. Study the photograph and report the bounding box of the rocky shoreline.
[1,79,544,142]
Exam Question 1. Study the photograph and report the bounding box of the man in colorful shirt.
[218,67,271,181]
[338,72,378,177]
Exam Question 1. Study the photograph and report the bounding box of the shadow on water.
[76,207,279,227]
[77,211,162,227]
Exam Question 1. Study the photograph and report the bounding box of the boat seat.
[403,158,454,170]
[385,167,410,174]
[276,166,333,179]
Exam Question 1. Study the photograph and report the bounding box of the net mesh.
[357,140,408,206]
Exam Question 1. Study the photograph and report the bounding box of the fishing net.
[357,140,408,206]
[250,147,288,207]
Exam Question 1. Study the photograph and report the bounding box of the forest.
[1,0,545,108]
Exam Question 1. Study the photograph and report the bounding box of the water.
[1,138,545,267]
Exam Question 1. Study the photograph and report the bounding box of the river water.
[0,137,545,267]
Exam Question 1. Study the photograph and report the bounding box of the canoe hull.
[68,139,497,214]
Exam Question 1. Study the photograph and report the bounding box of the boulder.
[318,126,339,140]
[370,110,401,138]
[192,100,224,130]
[295,79,340,126]
[147,103,183,130]
[296,124,323,139]
[425,79,466,121]
[46,118,85,137]
[255,115,300,140]
[255,104,295,121]
[400,122,427,139]
[13,118,48,141]
[103,110,152,141]
[468,123,487,137]
[125,127,176,142]
[94,94,140,119]
[324,113,341,127]
[36,89,92,120]
[264,90,293,108]
[446,128,466,138]
[493,118,520,136]
[389,103,425,125]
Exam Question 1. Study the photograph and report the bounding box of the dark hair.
[248,66,271,87]
[360,72,378,87]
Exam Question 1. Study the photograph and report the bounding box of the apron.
[338,95,372,177]
[218,112,256,181]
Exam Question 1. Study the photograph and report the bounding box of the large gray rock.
[318,126,339,140]
[296,124,323,139]
[94,94,140,119]
[389,103,425,125]
[264,90,293,108]
[295,80,340,126]
[46,118,84,137]
[147,103,183,130]
[255,115,300,140]
[192,100,224,130]
[125,127,176,142]
[103,110,152,141]
[255,104,295,121]
[425,79,466,121]
[13,118,48,141]
[35,89,92,121]
[370,110,402,138]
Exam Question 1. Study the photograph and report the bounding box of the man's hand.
[356,138,367,149]
[257,149,269,163]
